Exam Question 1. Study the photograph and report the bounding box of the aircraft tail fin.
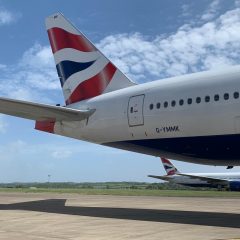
[46,13,135,105]
[161,157,180,175]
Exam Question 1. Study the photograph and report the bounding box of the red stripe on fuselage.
[66,62,117,105]
[35,120,55,133]
[47,27,96,53]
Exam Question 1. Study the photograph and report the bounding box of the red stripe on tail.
[161,157,172,165]
[47,27,96,53]
[167,170,176,175]
[66,62,117,104]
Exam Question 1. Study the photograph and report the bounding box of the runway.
[0,192,240,239]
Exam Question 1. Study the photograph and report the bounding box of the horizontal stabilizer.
[0,97,95,121]
[148,175,170,181]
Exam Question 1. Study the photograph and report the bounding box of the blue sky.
[0,0,240,182]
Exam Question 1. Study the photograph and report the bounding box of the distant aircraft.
[1,13,240,165]
[148,158,240,191]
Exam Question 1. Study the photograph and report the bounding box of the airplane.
[0,12,240,166]
[148,158,240,191]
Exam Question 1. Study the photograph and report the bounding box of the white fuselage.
[53,66,240,165]
[167,173,240,186]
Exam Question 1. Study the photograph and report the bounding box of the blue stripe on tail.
[56,60,95,86]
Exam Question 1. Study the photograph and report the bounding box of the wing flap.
[0,97,95,121]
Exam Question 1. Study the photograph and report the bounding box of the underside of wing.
[0,97,95,122]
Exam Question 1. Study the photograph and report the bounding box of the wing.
[0,97,95,121]
[178,173,228,186]
[148,175,170,181]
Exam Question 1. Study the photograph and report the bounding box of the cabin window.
[179,99,184,106]
[224,93,229,100]
[130,107,133,113]
[187,98,192,104]
[196,97,201,104]
[205,96,210,102]
[234,92,239,99]
[214,94,219,101]
[171,100,176,107]
[148,91,235,112]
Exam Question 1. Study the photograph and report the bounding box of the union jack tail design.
[161,157,180,175]
[46,13,135,105]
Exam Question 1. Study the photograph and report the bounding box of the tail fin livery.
[46,13,135,105]
[161,157,180,175]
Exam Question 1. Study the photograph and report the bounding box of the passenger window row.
[149,92,239,110]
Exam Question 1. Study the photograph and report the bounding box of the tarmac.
[0,192,240,240]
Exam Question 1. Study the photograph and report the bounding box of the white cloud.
[0,64,6,69]
[9,139,26,152]
[181,4,191,18]
[97,6,240,82]
[0,8,20,26]
[0,139,125,164]
[235,0,240,7]
[18,44,58,91]
[52,149,72,159]
[0,43,61,103]
[20,44,54,70]
[201,0,221,21]
[0,2,239,102]
[0,10,13,25]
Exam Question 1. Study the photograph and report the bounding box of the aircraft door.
[128,95,145,127]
